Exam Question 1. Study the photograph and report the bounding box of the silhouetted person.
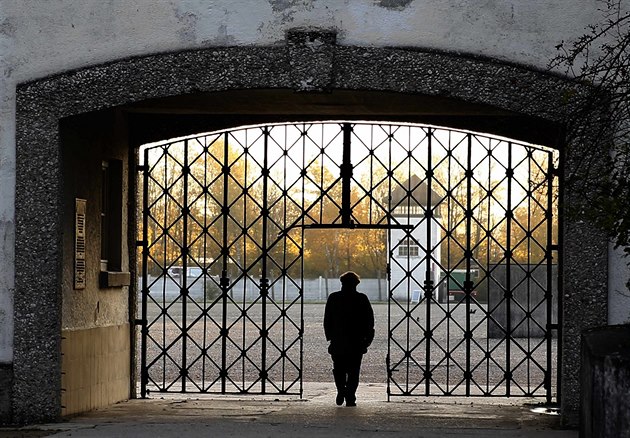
[324,271,375,407]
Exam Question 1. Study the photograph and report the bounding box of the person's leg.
[344,354,363,406]
[331,353,347,405]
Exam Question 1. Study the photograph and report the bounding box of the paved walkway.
[3,383,577,438]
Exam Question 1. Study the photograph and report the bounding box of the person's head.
[339,271,360,290]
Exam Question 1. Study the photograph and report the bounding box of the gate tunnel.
[13,39,608,425]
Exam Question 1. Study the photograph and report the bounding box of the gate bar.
[140,147,150,398]
[341,123,353,226]
[386,124,393,402]
[546,152,554,404]
[465,133,473,396]
[261,127,270,393]
[181,140,189,392]
[506,142,513,397]
[425,128,433,394]
[301,224,413,230]
[221,132,229,393]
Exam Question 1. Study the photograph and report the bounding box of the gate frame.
[14,29,607,425]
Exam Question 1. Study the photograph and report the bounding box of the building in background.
[388,175,442,302]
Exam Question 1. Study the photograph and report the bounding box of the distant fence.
[140,276,389,303]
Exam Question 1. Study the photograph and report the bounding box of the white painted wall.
[389,215,441,301]
[0,0,625,363]
[609,244,630,325]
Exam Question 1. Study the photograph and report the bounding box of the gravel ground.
[140,300,556,398]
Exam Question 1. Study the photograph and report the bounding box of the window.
[100,159,123,272]
[398,237,419,257]
[393,205,424,216]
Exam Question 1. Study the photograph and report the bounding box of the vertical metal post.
[546,152,554,404]
[386,125,393,401]
[505,142,513,397]
[181,140,189,393]
[405,127,412,395]
[527,150,532,394]
[221,132,230,393]
[341,123,353,226]
[299,219,305,398]
[201,137,209,390]
[446,131,453,393]
[162,147,168,389]
[260,126,270,393]
[140,148,150,398]
[301,123,307,398]
[485,141,492,394]
[281,126,287,392]
[465,134,473,396]
[425,128,433,394]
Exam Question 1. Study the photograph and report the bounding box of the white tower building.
[389,175,442,302]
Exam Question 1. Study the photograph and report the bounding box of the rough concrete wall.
[0,0,615,368]
[561,133,610,426]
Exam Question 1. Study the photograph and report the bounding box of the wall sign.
[74,198,86,289]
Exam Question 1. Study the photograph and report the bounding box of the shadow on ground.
[1,383,576,438]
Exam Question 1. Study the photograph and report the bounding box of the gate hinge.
[136,240,147,247]
[137,165,148,172]
[134,319,147,326]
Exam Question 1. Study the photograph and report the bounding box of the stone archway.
[13,30,606,425]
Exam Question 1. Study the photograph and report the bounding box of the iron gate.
[384,128,559,402]
[138,122,559,401]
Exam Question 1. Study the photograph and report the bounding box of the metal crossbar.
[138,121,559,403]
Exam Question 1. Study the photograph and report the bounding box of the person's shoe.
[336,392,344,406]
[346,400,357,407]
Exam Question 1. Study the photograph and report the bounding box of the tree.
[302,159,345,282]
[550,0,630,267]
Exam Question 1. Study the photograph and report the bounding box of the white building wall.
[390,216,441,301]
[609,244,630,324]
[0,0,626,364]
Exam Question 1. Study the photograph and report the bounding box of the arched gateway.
[13,30,607,424]
[139,121,558,401]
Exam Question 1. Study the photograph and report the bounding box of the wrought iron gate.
[384,128,559,402]
[138,122,559,401]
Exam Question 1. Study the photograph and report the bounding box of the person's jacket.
[324,287,375,355]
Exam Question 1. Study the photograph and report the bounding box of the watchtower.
[389,175,442,302]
